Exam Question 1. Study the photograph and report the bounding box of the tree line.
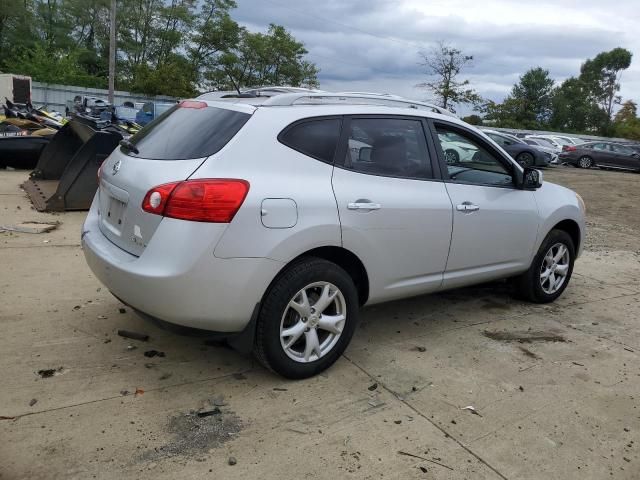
[0,0,319,97]
[419,44,638,140]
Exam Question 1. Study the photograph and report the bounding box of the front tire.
[513,229,575,303]
[444,149,459,164]
[517,152,534,167]
[254,257,359,379]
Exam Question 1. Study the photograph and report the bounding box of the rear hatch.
[97,101,252,256]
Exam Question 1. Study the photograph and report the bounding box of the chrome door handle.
[456,202,480,212]
[347,202,382,211]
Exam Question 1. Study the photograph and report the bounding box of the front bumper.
[81,198,284,332]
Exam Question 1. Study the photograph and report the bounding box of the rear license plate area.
[101,193,127,235]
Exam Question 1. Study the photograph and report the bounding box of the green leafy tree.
[461,114,482,125]
[0,0,35,70]
[189,0,241,88]
[549,77,607,133]
[482,68,555,129]
[1,0,319,97]
[207,24,319,93]
[613,100,640,140]
[580,48,633,123]
[6,42,107,87]
[416,41,482,113]
[509,67,555,127]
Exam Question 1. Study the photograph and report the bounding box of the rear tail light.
[563,145,576,152]
[142,179,249,223]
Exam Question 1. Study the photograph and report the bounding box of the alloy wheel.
[579,156,592,168]
[518,153,534,167]
[279,282,347,363]
[539,243,570,294]
[444,149,459,164]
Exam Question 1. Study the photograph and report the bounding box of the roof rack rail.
[198,87,324,101]
[261,92,457,117]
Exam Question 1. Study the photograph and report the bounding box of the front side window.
[343,118,433,179]
[279,118,342,164]
[435,126,514,187]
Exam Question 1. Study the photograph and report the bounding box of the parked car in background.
[544,135,583,146]
[82,92,585,378]
[483,130,550,167]
[522,138,559,164]
[526,135,570,151]
[524,137,560,152]
[559,141,640,171]
[135,101,175,126]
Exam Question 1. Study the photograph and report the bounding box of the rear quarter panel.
[192,108,342,261]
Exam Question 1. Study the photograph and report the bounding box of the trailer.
[0,74,32,104]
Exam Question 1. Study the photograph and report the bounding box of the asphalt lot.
[1,166,639,479]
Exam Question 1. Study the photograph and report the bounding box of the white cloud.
[234,0,640,109]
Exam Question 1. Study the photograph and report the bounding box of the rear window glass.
[125,104,250,160]
[279,118,341,164]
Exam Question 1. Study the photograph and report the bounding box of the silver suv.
[82,92,586,378]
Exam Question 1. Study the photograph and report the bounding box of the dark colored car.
[484,131,550,167]
[559,142,640,171]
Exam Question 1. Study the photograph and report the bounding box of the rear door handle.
[347,201,382,211]
[456,202,480,212]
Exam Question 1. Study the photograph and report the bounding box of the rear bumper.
[81,197,284,332]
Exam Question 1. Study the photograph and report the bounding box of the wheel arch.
[550,219,581,253]
[267,246,370,306]
[298,246,369,306]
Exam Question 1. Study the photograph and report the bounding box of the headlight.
[576,193,586,213]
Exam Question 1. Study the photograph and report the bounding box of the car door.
[589,143,614,166]
[609,144,639,169]
[429,121,540,289]
[331,116,453,304]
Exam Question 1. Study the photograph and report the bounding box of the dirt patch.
[141,407,243,461]
[518,346,542,359]
[544,168,640,253]
[481,299,512,311]
[484,330,567,343]
[37,367,65,378]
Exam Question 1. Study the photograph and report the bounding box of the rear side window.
[343,118,433,179]
[125,104,250,160]
[279,118,341,164]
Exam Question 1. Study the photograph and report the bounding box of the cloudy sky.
[233,0,639,115]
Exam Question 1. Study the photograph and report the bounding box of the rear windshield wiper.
[119,139,139,154]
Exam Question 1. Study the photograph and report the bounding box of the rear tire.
[578,156,593,168]
[254,257,359,379]
[513,229,575,303]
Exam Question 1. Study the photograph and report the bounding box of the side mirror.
[522,167,543,190]
[358,147,372,162]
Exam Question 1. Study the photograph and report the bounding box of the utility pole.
[108,0,117,104]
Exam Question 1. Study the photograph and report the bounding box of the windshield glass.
[125,104,250,160]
